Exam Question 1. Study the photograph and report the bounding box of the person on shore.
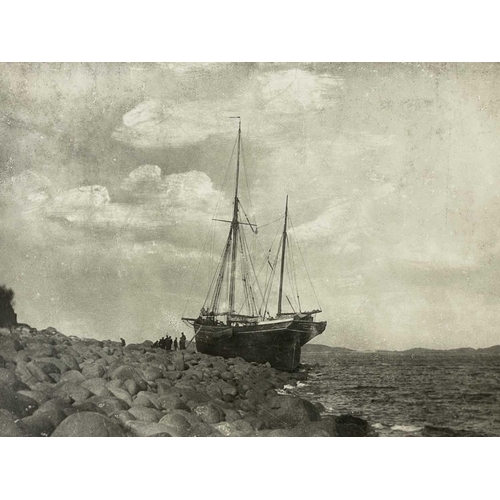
[120,337,126,346]
[173,337,178,351]
[166,336,172,351]
[179,332,186,350]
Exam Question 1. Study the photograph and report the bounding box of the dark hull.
[192,318,327,371]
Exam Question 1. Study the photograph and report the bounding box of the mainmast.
[277,195,288,316]
[228,117,241,314]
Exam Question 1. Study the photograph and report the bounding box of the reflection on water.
[288,352,500,436]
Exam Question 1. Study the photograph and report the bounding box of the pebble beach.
[0,324,371,437]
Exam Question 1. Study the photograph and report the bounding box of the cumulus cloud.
[43,166,226,231]
[112,99,234,148]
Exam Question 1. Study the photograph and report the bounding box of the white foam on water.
[372,422,386,430]
[296,382,307,388]
[391,424,424,433]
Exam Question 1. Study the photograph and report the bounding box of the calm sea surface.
[285,351,500,436]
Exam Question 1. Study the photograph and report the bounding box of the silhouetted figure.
[179,332,186,350]
[173,338,178,351]
[166,336,172,351]
[120,337,126,346]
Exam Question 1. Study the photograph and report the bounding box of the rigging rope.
[289,214,322,311]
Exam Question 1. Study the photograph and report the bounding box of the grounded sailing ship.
[182,119,326,371]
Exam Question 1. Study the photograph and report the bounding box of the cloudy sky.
[1,62,500,350]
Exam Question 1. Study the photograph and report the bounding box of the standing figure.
[179,332,186,350]
[173,337,178,351]
[166,336,172,351]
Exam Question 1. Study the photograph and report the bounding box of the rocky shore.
[0,324,371,437]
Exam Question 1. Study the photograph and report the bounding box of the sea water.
[284,351,500,436]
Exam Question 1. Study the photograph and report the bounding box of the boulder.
[213,420,255,437]
[172,353,186,371]
[143,366,163,381]
[122,379,139,397]
[81,378,112,397]
[113,410,136,426]
[0,334,22,362]
[17,390,49,406]
[334,415,369,437]
[0,367,28,391]
[158,413,192,436]
[36,356,68,374]
[0,386,38,418]
[19,411,59,437]
[260,395,321,428]
[155,379,173,395]
[60,370,85,384]
[110,365,147,390]
[193,403,223,424]
[52,411,125,437]
[86,396,130,416]
[132,392,156,408]
[82,363,106,379]
[25,361,51,382]
[128,406,162,423]
[59,354,80,371]
[54,383,92,404]
[107,387,134,407]
[0,409,26,436]
[124,421,172,437]
[157,395,190,412]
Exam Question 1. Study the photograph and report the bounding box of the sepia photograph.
[1,61,499,441]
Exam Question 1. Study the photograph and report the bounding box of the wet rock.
[0,386,38,418]
[0,409,26,436]
[52,411,125,437]
[260,395,321,428]
[334,415,369,437]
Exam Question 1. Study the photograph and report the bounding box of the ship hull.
[192,318,326,371]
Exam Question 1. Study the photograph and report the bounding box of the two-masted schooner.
[182,119,326,371]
